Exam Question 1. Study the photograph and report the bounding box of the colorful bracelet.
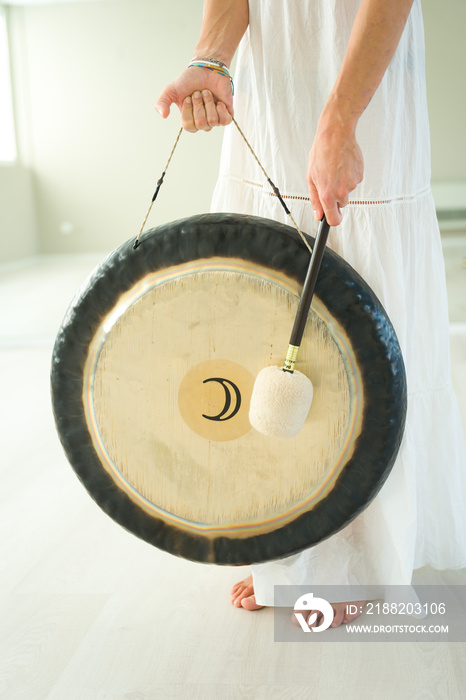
[192,56,228,69]
[188,58,234,95]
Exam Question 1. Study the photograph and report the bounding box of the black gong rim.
[51,213,407,565]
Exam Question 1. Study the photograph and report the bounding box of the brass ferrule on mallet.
[283,344,300,373]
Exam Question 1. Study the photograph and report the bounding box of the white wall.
[0,163,38,261]
[7,0,224,257]
[423,0,466,184]
[3,0,466,259]
[0,4,38,263]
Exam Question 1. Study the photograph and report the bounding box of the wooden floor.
[1,243,466,700]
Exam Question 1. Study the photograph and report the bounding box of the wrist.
[319,91,362,137]
[193,46,232,69]
[188,58,235,95]
[191,55,228,69]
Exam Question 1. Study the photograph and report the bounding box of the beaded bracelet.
[188,58,234,95]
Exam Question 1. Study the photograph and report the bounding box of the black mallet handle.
[283,216,330,371]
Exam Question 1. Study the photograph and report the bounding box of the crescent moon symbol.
[202,377,242,422]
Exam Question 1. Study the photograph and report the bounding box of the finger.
[192,90,210,131]
[322,203,343,227]
[181,96,197,133]
[155,85,176,119]
[321,184,349,225]
[202,90,220,128]
[337,195,349,209]
[307,178,323,222]
[217,101,233,126]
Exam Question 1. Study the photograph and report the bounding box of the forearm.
[326,0,415,130]
[307,0,416,224]
[194,0,249,67]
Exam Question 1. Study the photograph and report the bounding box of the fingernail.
[193,91,201,99]
[185,96,191,104]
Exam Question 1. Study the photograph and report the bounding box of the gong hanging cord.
[133,126,183,249]
[133,119,313,255]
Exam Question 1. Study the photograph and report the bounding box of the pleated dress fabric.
[210,0,466,604]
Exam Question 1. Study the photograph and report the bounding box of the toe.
[306,610,321,628]
[230,575,252,596]
[241,595,264,611]
[230,582,244,596]
[292,609,321,628]
[343,601,366,623]
[291,611,303,626]
[230,575,256,607]
[331,607,346,628]
[231,595,244,608]
[231,585,254,604]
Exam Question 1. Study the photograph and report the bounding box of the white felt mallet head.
[249,365,314,438]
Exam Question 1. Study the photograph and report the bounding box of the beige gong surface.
[83,259,361,532]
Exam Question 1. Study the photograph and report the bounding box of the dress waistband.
[232,176,432,208]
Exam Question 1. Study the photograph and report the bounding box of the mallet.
[249,215,330,438]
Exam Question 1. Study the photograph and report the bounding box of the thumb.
[155,85,176,119]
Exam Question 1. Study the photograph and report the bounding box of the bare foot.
[230,575,366,626]
[230,575,264,610]
[292,601,367,629]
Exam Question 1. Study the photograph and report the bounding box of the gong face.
[51,213,407,564]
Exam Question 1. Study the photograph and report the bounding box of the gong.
[51,213,407,565]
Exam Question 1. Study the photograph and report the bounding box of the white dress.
[211,0,466,605]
